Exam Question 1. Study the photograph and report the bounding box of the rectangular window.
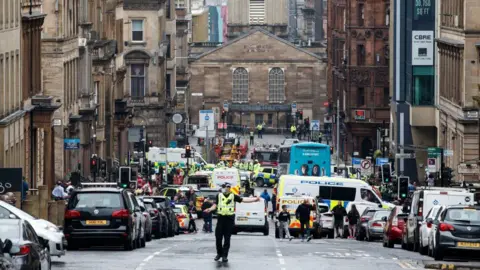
[166,0,171,19]
[357,87,365,106]
[166,34,171,58]
[357,44,365,65]
[357,3,364,26]
[412,66,434,106]
[249,0,265,24]
[383,87,390,106]
[255,114,263,125]
[166,73,171,98]
[130,64,145,99]
[94,81,99,105]
[268,113,273,125]
[319,186,356,201]
[131,20,143,41]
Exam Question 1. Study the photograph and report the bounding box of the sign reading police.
[412,31,434,66]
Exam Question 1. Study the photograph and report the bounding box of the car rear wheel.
[124,235,134,251]
[263,223,269,236]
[256,178,264,187]
[328,230,334,239]
[433,245,443,261]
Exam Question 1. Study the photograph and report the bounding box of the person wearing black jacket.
[201,197,213,232]
[295,199,314,242]
[278,205,293,241]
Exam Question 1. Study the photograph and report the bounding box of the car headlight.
[45,224,60,232]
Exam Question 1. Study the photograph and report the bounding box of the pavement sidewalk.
[423,260,480,270]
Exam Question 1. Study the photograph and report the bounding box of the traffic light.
[381,163,392,183]
[185,144,192,158]
[90,155,98,174]
[119,166,131,188]
[330,146,334,155]
[100,160,107,178]
[296,110,303,120]
[149,161,155,176]
[145,138,153,152]
[442,167,454,186]
[398,176,409,199]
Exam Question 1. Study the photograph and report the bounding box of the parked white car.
[0,201,66,257]
[418,205,444,255]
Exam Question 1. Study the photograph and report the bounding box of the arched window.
[232,68,249,103]
[268,67,285,103]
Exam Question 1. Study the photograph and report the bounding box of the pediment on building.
[124,50,151,60]
[194,28,322,62]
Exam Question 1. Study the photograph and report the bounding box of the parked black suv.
[143,196,179,236]
[64,187,144,251]
[141,198,168,239]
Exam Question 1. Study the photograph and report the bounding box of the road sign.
[376,158,388,166]
[199,110,214,130]
[223,102,229,112]
[291,103,297,113]
[457,163,480,174]
[172,113,183,124]
[428,147,442,158]
[395,153,416,159]
[443,149,453,156]
[310,120,320,131]
[169,141,177,148]
[352,158,362,169]
[361,160,371,169]
[427,158,437,172]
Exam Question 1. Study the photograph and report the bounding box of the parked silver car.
[365,210,390,241]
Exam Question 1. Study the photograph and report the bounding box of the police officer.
[204,183,260,262]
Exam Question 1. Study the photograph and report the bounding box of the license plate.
[457,242,480,248]
[86,220,107,225]
[237,217,248,221]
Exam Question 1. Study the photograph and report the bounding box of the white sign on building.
[199,110,215,130]
[412,31,434,66]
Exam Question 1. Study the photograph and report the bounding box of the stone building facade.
[0,1,24,170]
[115,0,170,159]
[327,0,390,160]
[189,28,327,131]
[227,0,289,39]
[436,0,480,182]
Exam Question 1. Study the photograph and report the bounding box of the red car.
[383,206,409,248]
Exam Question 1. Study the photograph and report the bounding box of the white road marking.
[279,258,285,265]
[143,255,154,262]
[330,248,348,251]
[135,246,174,270]
[392,257,398,260]
[345,253,351,256]
[270,236,286,267]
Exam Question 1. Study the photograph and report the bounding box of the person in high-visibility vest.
[203,183,260,262]
[253,160,261,172]
[248,161,254,171]
[256,124,263,139]
[290,124,297,138]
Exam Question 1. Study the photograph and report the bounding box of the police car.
[253,167,278,187]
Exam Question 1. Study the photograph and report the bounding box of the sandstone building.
[189,28,327,131]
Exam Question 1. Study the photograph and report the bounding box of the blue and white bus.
[288,143,331,177]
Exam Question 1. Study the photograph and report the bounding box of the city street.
[51,219,430,270]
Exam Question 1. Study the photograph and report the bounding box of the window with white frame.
[132,20,144,41]
[268,68,285,103]
[131,64,145,99]
[232,68,249,103]
[175,0,185,8]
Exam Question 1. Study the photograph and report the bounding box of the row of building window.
[0,0,21,30]
[232,67,285,103]
[0,51,21,118]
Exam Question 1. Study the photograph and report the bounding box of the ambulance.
[276,175,394,211]
[212,167,241,195]
[275,195,318,238]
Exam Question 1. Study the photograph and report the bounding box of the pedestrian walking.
[52,181,68,201]
[187,201,198,233]
[201,197,213,233]
[290,124,296,138]
[278,205,293,241]
[249,130,254,145]
[347,204,360,239]
[21,177,29,203]
[260,189,271,210]
[271,193,277,220]
[203,182,260,262]
[331,203,346,238]
[295,199,314,242]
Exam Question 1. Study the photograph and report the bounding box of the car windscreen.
[198,191,219,198]
[320,186,356,201]
[373,211,390,220]
[318,205,329,213]
[70,193,123,209]
[187,176,209,184]
[0,223,20,240]
[445,208,480,224]
[144,202,155,210]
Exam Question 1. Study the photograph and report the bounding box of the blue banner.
[376,157,388,166]
[64,138,80,150]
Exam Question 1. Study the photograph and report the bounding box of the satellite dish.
[172,113,183,124]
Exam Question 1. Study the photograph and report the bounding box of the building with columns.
[189,28,327,131]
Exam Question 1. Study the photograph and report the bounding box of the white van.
[233,198,269,236]
[403,187,474,250]
[212,167,241,194]
[276,175,393,211]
